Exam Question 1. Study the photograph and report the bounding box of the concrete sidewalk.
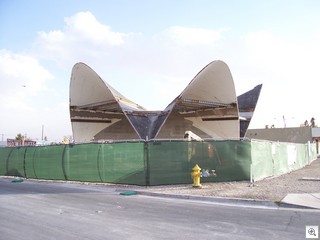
[281,193,320,209]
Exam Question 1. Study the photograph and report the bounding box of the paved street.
[0,178,319,240]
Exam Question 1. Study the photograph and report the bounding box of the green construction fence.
[0,139,317,185]
[250,140,317,181]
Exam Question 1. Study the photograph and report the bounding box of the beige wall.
[246,127,312,144]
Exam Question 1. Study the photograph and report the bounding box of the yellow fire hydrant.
[191,164,202,188]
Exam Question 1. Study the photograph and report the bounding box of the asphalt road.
[0,178,319,240]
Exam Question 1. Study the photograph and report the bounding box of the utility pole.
[42,125,44,140]
[1,133,4,141]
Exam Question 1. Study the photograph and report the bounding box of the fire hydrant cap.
[192,164,201,171]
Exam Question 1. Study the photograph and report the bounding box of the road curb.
[127,190,320,210]
[129,190,279,209]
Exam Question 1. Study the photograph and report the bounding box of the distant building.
[312,127,320,155]
[6,139,36,147]
[246,126,320,155]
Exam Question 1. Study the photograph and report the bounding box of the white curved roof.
[157,61,239,139]
[181,61,237,103]
[69,61,240,142]
[70,63,146,111]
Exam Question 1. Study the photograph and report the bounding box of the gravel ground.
[139,157,320,202]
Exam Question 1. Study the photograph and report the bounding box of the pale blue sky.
[1,0,320,141]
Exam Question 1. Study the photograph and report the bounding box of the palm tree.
[15,133,24,141]
[310,117,316,127]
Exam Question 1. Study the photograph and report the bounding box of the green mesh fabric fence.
[6,147,27,177]
[0,140,317,185]
[251,141,317,181]
[62,142,146,184]
[97,142,145,185]
[147,140,252,185]
[250,141,273,180]
[24,147,37,179]
[297,144,309,169]
[148,141,190,185]
[63,144,101,182]
[207,140,251,182]
[0,147,13,175]
[310,142,317,160]
[25,145,66,180]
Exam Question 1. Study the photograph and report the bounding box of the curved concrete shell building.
[70,61,261,142]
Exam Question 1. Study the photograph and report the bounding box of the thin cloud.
[34,12,221,75]
[165,26,221,46]
[0,50,56,139]
[34,11,129,68]
[64,11,126,45]
[0,49,53,107]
